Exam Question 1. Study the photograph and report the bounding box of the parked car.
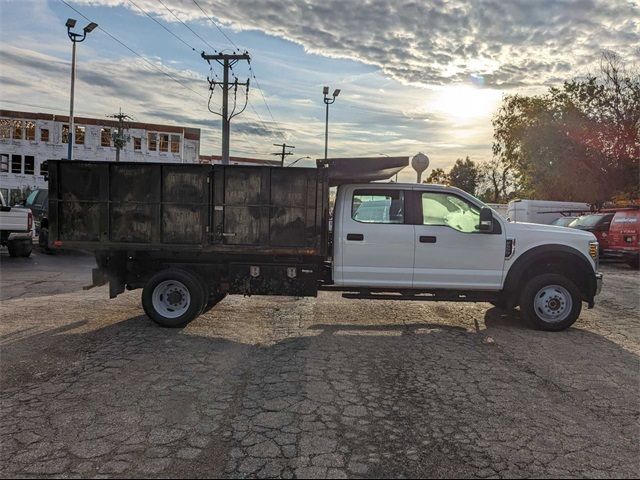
[604,209,639,268]
[551,216,579,227]
[47,159,602,332]
[22,189,49,251]
[0,191,33,257]
[568,213,615,252]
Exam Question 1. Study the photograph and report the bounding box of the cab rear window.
[352,189,404,224]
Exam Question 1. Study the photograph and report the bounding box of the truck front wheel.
[142,269,205,328]
[520,273,582,331]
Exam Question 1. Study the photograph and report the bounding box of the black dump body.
[47,157,405,298]
[48,160,329,257]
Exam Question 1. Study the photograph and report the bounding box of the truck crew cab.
[47,158,602,332]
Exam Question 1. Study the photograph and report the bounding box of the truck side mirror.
[479,207,494,233]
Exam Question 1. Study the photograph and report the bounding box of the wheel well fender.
[503,245,595,306]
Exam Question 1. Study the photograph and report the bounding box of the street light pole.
[65,18,97,161]
[323,86,340,160]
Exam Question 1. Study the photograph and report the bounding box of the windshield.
[569,214,610,228]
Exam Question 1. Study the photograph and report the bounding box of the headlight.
[589,241,599,261]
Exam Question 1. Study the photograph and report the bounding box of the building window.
[159,134,169,152]
[24,156,34,175]
[11,154,22,174]
[100,128,111,147]
[134,137,141,151]
[13,120,23,140]
[62,124,70,144]
[75,126,85,145]
[25,121,36,141]
[148,133,157,151]
[0,120,10,139]
[39,161,48,176]
[40,128,49,142]
[0,154,8,172]
[170,134,181,154]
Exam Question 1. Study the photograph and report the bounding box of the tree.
[448,156,480,195]
[492,51,639,203]
[425,168,448,184]
[477,158,517,203]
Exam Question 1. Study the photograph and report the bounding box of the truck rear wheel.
[520,273,582,331]
[142,269,205,328]
[7,239,32,257]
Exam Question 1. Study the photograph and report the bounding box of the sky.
[0,0,638,181]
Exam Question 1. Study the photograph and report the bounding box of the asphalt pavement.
[0,250,638,478]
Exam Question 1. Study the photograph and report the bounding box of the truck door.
[413,190,505,290]
[336,186,414,287]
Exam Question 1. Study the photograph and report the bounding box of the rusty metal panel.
[161,165,209,244]
[110,164,161,202]
[162,165,209,204]
[59,202,102,241]
[109,164,160,243]
[162,205,206,244]
[110,204,157,243]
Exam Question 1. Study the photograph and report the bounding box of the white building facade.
[0,110,201,205]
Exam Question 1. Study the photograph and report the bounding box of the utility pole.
[202,52,251,165]
[107,108,133,162]
[272,143,295,167]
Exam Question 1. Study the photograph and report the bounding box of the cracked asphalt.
[0,251,639,478]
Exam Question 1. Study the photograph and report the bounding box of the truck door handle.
[347,233,364,241]
[419,236,437,243]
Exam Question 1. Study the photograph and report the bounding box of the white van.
[507,199,591,225]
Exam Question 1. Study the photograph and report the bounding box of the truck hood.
[506,221,597,242]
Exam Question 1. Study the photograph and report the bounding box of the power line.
[157,0,220,54]
[58,0,206,100]
[128,0,197,53]
[191,0,240,50]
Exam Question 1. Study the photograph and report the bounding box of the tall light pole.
[66,18,98,161]
[323,86,340,160]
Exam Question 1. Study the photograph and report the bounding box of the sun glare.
[429,85,503,123]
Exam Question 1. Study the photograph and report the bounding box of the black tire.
[7,239,32,257]
[201,293,227,314]
[142,269,205,328]
[520,273,582,331]
[627,258,639,269]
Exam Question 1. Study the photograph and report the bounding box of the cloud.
[75,0,639,88]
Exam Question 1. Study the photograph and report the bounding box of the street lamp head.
[323,86,329,95]
[83,22,98,33]
[333,89,341,97]
[66,18,77,28]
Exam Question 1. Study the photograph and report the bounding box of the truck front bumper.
[595,272,603,297]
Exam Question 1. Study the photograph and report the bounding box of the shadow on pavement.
[1,305,638,478]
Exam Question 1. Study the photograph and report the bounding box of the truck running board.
[340,291,497,302]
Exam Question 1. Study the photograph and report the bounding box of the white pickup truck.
[49,158,603,331]
[0,191,33,257]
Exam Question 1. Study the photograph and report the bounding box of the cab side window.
[422,192,480,233]
[352,189,404,224]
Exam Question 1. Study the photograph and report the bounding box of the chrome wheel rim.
[534,284,572,323]
[152,280,191,318]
